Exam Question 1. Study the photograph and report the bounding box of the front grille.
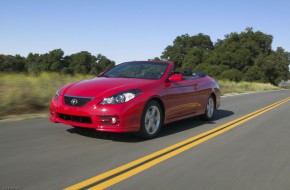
[58,113,92,124]
[64,96,92,107]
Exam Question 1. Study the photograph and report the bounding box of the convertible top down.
[50,61,220,138]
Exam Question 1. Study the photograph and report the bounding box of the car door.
[162,78,202,120]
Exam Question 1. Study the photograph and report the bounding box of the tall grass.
[0,72,93,118]
[0,73,281,118]
[218,80,279,95]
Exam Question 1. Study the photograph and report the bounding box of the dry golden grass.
[218,80,279,95]
[0,72,93,118]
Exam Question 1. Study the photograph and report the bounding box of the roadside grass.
[0,72,94,119]
[218,80,279,95]
[0,73,281,119]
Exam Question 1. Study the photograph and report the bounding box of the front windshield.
[102,62,169,79]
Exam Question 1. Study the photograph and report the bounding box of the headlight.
[55,89,60,99]
[100,89,142,104]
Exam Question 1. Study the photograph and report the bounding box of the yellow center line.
[65,97,290,190]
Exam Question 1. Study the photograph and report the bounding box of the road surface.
[1,90,290,190]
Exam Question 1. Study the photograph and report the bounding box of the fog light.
[111,117,117,124]
[100,116,120,125]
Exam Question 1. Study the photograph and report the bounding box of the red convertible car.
[50,61,220,138]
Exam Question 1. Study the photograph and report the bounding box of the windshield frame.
[99,61,169,80]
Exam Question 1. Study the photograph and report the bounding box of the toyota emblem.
[71,99,78,105]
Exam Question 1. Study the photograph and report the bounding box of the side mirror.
[168,74,183,82]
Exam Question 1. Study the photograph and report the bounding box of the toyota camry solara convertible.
[50,61,220,138]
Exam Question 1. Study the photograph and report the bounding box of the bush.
[218,69,243,82]
[196,64,229,78]
[244,66,265,82]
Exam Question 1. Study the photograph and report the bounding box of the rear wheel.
[200,95,215,121]
[139,100,163,139]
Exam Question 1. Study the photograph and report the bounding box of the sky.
[1,0,289,64]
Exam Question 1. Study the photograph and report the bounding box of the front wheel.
[200,95,215,121]
[139,100,163,139]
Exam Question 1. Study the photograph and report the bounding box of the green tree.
[262,52,289,85]
[148,57,162,61]
[219,69,243,82]
[0,54,25,72]
[47,49,65,71]
[182,48,208,70]
[66,51,96,74]
[91,54,115,75]
[205,27,273,72]
[1,50,115,75]
[161,33,213,68]
[25,53,41,74]
[196,64,229,78]
[244,66,265,82]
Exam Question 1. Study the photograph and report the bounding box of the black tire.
[200,95,215,121]
[138,100,163,139]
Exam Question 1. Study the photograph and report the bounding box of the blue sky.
[1,0,289,64]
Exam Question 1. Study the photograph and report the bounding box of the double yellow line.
[65,96,290,190]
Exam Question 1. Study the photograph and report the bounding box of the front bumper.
[49,96,144,132]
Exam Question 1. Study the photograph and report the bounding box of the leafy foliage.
[219,69,243,82]
[0,54,25,72]
[161,27,289,85]
[161,33,213,68]
[1,49,115,76]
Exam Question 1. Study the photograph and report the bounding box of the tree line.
[0,50,115,75]
[1,27,289,85]
[158,27,289,85]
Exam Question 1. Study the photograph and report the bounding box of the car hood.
[61,77,157,98]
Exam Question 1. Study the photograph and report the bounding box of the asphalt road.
[1,90,290,190]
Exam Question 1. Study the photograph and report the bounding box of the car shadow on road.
[67,127,144,142]
[66,109,234,142]
[159,109,234,138]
